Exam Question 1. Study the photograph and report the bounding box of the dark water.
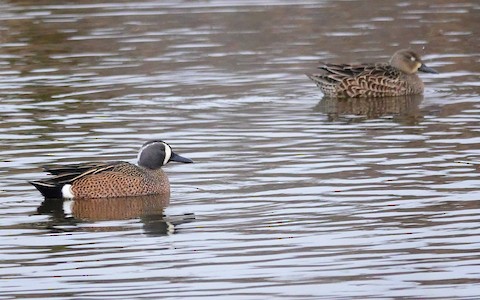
[1,0,480,298]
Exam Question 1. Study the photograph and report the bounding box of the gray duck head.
[137,140,193,170]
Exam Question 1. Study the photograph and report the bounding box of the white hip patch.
[61,184,75,199]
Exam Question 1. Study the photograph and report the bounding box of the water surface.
[1,0,480,298]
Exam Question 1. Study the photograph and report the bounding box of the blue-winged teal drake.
[30,140,193,199]
[307,49,438,98]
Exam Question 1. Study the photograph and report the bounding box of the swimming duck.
[30,140,193,199]
[307,49,438,98]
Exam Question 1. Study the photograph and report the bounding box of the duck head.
[390,49,438,75]
[137,140,193,170]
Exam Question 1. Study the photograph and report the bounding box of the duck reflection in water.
[314,94,424,124]
[37,194,195,236]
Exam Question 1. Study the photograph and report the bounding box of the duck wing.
[310,62,405,97]
[337,64,405,97]
[30,162,123,188]
[318,62,396,81]
[29,162,139,199]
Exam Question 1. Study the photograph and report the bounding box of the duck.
[29,140,193,199]
[307,49,438,98]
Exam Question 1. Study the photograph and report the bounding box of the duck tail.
[29,181,63,199]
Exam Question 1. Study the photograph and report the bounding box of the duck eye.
[410,56,416,61]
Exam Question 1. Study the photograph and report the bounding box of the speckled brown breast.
[71,164,170,199]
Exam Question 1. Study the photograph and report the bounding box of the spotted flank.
[29,140,193,199]
[307,49,438,98]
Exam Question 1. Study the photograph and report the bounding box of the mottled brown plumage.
[66,163,169,198]
[307,49,438,98]
[30,140,193,199]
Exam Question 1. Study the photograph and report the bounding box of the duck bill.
[170,152,193,163]
[418,64,439,74]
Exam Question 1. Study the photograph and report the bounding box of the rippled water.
[1,0,480,298]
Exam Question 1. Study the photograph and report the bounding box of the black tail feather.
[29,181,63,199]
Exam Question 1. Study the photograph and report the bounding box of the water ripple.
[1,0,480,299]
